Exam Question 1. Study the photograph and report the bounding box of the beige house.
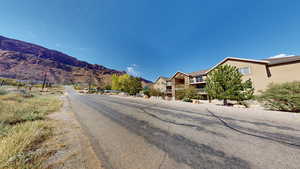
[152,76,172,97]
[169,71,208,99]
[166,55,300,100]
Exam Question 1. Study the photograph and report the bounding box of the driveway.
[66,87,300,169]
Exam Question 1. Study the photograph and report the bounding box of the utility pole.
[88,70,93,93]
[42,71,47,91]
[0,79,4,87]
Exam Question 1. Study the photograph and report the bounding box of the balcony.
[175,84,185,90]
[166,82,172,86]
[190,76,206,84]
[196,88,206,94]
[165,89,172,93]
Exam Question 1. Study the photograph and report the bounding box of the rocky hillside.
[0,35,151,86]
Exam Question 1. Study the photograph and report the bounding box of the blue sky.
[1,0,300,81]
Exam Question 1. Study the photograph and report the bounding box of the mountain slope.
[0,35,151,85]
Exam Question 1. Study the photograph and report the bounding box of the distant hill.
[0,35,152,86]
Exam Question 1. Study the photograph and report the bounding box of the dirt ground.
[44,94,103,169]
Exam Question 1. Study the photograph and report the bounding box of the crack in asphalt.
[91,97,228,138]
[206,109,300,148]
[93,96,300,147]
[96,96,299,132]
[158,125,169,169]
[80,96,252,169]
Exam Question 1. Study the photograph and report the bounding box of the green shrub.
[149,88,163,97]
[257,82,300,112]
[0,89,8,95]
[142,87,150,97]
[176,87,201,100]
[182,97,192,102]
[104,85,112,90]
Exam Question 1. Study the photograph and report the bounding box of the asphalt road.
[66,87,300,169]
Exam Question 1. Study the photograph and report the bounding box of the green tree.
[184,87,199,99]
[118,74,131,92]
[175,86,200,101]
[205,65,254,105]
[111,74,142,95]
[127,77,142,95]
[104,84,112,90]
[111,74,121,90]
[143,86,150,97]
[149,88,163,97]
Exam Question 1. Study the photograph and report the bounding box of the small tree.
[143,86,150,97]
[184,87,199,99]
[111,74,121,90]
[111,74,142,95]
[205,65,254,105]
[127,76,142,95]
[176,87,200,101]
[149,88,163,97]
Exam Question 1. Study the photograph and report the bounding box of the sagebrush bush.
[257,82,300,112]
[0,89,8,95]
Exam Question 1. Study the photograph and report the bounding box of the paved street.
[66,87,300,169]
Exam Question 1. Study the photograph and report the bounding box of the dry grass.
[0,121,53,169]
[0,88,63,169]
[0,93,62,125]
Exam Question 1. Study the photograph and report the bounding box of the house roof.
[154,76,169,83]
[170,72,190,80]
[263,56,300,66]
[188,69,208,77]
[165,56,300,81]
[206,57,269,74]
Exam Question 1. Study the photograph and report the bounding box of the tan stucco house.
[152,76,172,97]
[159,55,300,100]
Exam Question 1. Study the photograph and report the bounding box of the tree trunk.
[223,99,228,106]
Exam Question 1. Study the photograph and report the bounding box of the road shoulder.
[44,94,103,169]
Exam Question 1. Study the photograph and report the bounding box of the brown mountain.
[0,35,151,86]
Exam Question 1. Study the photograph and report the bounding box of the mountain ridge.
[0,35,151,86]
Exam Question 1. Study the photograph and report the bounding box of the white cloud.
[55,43,61,47]
[126,64,140,77]
[269,53,295,58]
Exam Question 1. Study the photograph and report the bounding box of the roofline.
[206,57,269,74]
[268,59,300,67]
[265,55,300,60]
[154,76,168,83]
[170,71,190,80]
[189,72,208,77]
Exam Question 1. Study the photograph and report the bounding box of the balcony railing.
[190,77,206,84]
[196,88,206,93]
[165,89,172,93]
[175,84,185,90]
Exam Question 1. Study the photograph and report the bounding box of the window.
[238,67,251,75]
[196,76,203,82]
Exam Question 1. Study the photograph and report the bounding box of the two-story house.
[152,76,172,97]
[155,55,300,100]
